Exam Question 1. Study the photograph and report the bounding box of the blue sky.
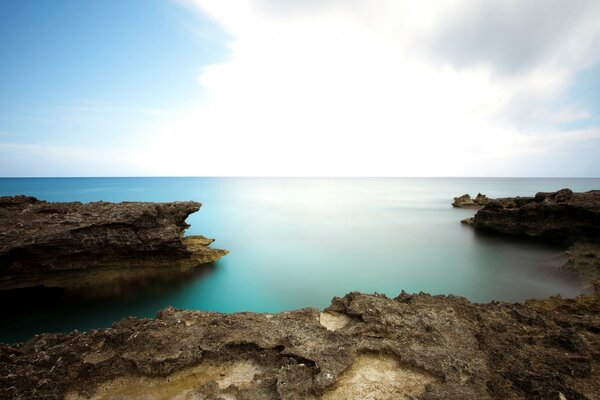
[0,0,227,175]
[1,0,600,176]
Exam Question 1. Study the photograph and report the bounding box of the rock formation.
[461,188,600,289]
[563,241,600,292]
[452,193,490,208]
[1,190,599,399]
[465,189,600,244]
[0,291,598,399]
[0,195,228,290]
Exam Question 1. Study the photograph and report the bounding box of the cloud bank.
[127,0,600,176]
[6,0,599,176]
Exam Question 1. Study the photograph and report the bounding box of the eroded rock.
[1,292,598,399]
[321,354,439,400]
[467,189,600,244]
[319,312,352,332]
[461,189,600,290]
[452,193,490,209]
[563,241,600,293]
[65,359,264,400]
[0,196,228,290]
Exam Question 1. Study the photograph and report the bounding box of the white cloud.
[130,0,600,176]
[428,0,600,74]
[555,107,591,123]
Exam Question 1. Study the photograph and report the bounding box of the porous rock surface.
[564,242,600,292]
[466,189,600,244]
[461,189,600,289]
[0,195,228,290]
[452,193,490,208]
[0,291,598,399]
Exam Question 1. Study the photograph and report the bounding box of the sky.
[1,0,600,177]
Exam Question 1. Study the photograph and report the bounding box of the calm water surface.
[1,177,598,342]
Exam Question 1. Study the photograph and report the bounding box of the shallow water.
[0,177,598,343]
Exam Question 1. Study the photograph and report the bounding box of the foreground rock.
[0,196,228,290]
[0,291,598,399]
[452,193,490,208]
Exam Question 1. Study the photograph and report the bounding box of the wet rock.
[0,196,228,290]
[1,292,598,399]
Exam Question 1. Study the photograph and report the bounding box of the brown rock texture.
[0,291,598,399]
[463,188,600,289]
[469,189,600,244]
[0,195,228,290]
[563,242,600,292]
[452,193,490,209]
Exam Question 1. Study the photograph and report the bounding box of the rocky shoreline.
[1,291,598,399]
[0,196,228,291]
[1,190,599,399]
[460,189,600,290]
[461,189,600,244]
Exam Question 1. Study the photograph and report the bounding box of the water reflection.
[0,265,218,343]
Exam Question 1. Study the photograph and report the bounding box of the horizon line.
[1,176,599,179]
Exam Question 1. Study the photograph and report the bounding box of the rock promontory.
[0,195,228,290]
[461,188,600,288]
[465,189,600,244]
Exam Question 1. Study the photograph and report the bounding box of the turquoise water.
[1,177,598,343]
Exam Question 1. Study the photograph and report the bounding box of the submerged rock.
[0,291,598,399]
[0,195,228,290]
[452,193,490,208]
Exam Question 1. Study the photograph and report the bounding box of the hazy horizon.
[2,175,600,179]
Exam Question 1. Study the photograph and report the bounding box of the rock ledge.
[460,188,600,289]
[1,291,598,399]
[0,195,228,290]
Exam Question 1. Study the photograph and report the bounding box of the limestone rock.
[0,196,228,290]
[1,291,598,399]
[452,193,490,208]
[468,189,600,244]
[563,241,600,293]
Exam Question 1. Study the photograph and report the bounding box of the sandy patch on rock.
[66,360,262,400]
[321,354,438,400]
[319,312,352,331]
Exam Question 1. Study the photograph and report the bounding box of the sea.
[0,177,598,343]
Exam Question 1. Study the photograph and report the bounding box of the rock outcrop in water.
[465,189,600,244]
[0,195,228,290]
[0,291,598,399]
[452,193,490,208]
[461,188,600,289]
